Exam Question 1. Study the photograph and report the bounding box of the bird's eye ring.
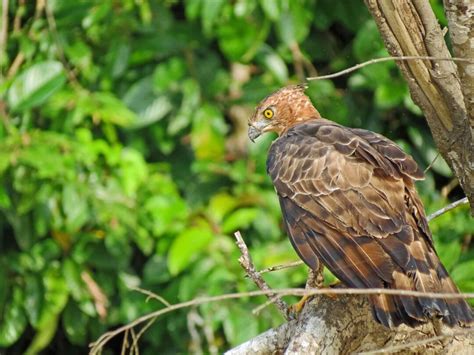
[263,108,274,119]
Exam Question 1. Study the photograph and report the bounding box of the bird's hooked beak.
[248,125,261,143]
[248,119,269,142]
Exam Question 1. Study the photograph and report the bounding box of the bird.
[248,84,474,328]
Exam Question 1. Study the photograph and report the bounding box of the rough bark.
[226,295,474,354]
[443,0,474,122]
[364,0,474,214]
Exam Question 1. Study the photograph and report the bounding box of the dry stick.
[427,197,468,221]
[120,329,129,355]
[131,287,171,306]
[423,152,440,174]
[357,329,473,355]
[306,56,474,81]
[90,287,474,354]
[258,260,305,275]
[234,231,293,321]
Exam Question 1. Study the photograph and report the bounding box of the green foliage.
[0,0,471,353]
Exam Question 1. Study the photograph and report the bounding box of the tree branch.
[234,231,293,320]
[306,55,473,81]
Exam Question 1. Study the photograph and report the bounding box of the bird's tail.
[370,264,474,328]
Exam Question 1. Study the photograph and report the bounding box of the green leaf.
[168,224,214,275]
[24,313,60,355]
[374,81,406,109]
[436,241,461,271]
[208,193,238,222]
[218,17,269,62]
[222,208,259,234]
[167,79,200,135]
[37,263,69,329]
[24,274,44,327]
[353,20,385,60]
[123,77,173,129]
[0,287,28,346]
[191,104,227,161]
[276,1,312,45]
[152,57,187,92]
[0,186,11,208]
[8,61,66,112]
[62,185,89,232]
[63,301,88,345]
[202,0,225,35]
[223,305,259,346]
[257,46,288,84]
[259,0,281,20]
[451,260,474,284]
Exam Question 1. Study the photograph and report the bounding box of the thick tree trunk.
[443,0,474,121]
[226,295,474,354]
[365,0,474,215]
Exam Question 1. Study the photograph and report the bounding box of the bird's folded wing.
[267,120,429,287]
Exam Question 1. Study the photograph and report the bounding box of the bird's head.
[248,84,321,141]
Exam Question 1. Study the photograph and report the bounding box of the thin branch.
[120,329,129,355]
[130,287,171,307]
[129,328,139,355]
[130,316,158,353]
[357,329,472,354]
[89,287,474,354]
[234,231,292,321]
[427,197,469,221]
[306,56,474,81]
[423,152,440,174]
[258,260,304,275]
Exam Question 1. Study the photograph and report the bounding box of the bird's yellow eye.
[263,108,274,119]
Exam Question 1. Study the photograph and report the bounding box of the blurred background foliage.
[0,0,472,353]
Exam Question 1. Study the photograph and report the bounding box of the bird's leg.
[306,263,324,289]
[291,262,324,314]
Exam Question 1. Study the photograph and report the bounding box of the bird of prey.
[248,84,473,328]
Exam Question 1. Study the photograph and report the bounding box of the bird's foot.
[289,294,313,315]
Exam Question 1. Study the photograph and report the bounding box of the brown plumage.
[248,84,473,328]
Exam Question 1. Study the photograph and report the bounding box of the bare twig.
[423,152,440,174]
[130,316,158,353]
[427,197,469,221]
[121,329,129,355]
[234,231,292,321]
[130,287,171,306]
[306,56,474,81]
[258,260,304,275]
[129,328,139,355]
[357,329,473,354]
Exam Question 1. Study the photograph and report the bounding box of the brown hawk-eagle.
[248,84,473,328]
